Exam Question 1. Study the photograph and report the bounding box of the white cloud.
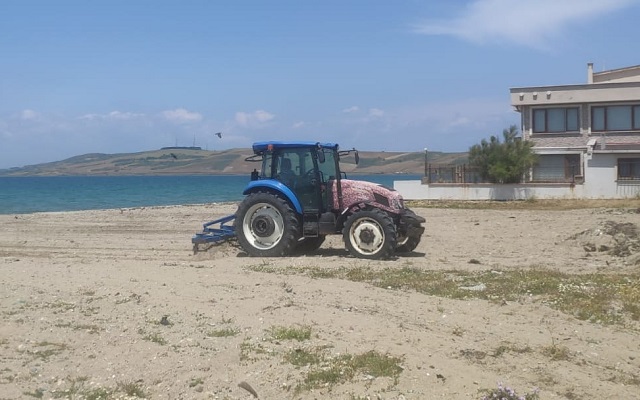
[413,0,636,48]
[108,111,144,120]
[342,106,359,113]
[235,110,275,127]
[162,108,203,122]
[78,113,100,120]
[292,121,305,129]
[368,108,385,118]
[21,109,38,120]
[78,111,145,120]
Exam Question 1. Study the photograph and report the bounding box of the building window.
[532,154,581,182]
[532,108,579,133]
[618,158,640,180]
[592,105,640,132]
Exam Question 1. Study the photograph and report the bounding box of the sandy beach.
[1,203,639,399]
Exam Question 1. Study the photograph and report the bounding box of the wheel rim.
[348,217,385,255]
[242,202,284,250]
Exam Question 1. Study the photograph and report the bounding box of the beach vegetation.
[22,341,70,361]
[268,325,312,341]
[491,342,533,357]
[189,377,205,387]
[244,265,640,328]
[23,389,45,398]
[239,339,269,362]
[479,382,539,400]
[540,342,572,361]
[40,376,110,399]
[116,381,148,398]
[139,330,167,345]
[32,377,148,400]
[220,314,234,324]
[54,321,101,334]
[295,350,403,393]
[283,347,324,367]
[206,327,239,337]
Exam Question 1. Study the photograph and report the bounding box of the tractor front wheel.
[343,209,396,259]
[395,231,422,253]
[235,192,300,257]
[396,208,425,253]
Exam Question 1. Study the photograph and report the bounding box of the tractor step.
[302,211,319,237]
[302,211,337,237]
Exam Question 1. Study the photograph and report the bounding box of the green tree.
[469,125,537,183]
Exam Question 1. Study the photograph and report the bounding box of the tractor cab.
[247,141,351,214]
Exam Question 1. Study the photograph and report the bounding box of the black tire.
[396,207,424,253]
[234,192,300,257]
[395,231,422,253]
[343,209,397,259]
[293,235,326,254]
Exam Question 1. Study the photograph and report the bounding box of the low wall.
[393,180,593,200]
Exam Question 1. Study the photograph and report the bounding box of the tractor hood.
[337,179,405,212]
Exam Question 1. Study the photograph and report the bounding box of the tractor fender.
[340,201,400,219]
[337,201,397,230]
[242,180,303,214]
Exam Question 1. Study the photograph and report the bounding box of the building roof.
[510,63,640,107]
[593,64,640,84]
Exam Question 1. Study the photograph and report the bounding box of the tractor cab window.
[277,156,297,187]
[273,150,302,188]
[317,148,338,184]
[261,153,272,178]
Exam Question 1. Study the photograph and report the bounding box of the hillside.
[0,148,468,176]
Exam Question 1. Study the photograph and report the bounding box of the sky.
[2,0,640,169]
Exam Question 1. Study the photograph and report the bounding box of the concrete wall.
[394,180,640,200]
[395,154,640,200]
[394,152,640,200]
[394,180,586,201]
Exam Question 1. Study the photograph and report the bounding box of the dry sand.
[1,203,639,399]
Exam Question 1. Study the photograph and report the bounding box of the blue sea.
[0,174,422,214]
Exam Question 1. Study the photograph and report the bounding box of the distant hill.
[0,148,468,176]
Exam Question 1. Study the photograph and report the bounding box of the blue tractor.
[193,141,425,259]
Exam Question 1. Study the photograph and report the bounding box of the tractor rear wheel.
[343,209,396,259]
[235,192,300,257]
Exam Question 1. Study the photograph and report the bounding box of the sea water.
[0,174,422,214]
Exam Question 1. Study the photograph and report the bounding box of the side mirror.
[317,149,326,163]
[354,150,359,165]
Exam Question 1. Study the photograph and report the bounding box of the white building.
[395,64,640,200]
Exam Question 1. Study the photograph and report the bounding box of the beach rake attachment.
[192,214,237,253]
